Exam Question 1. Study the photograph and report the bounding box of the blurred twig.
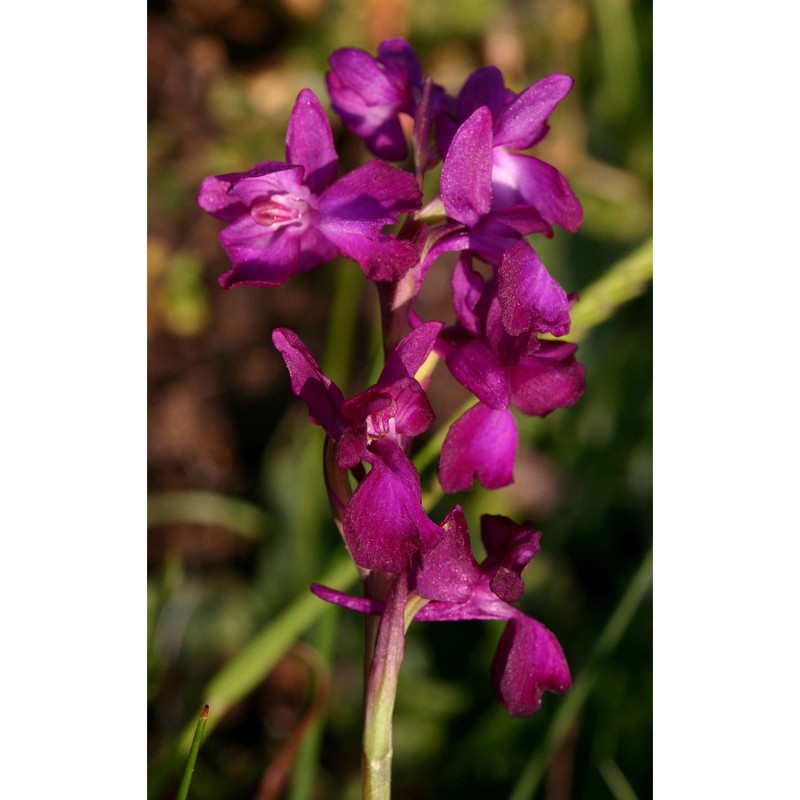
[254,644,332,800]
[288,607,340,800]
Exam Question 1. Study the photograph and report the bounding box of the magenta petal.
[414,506,480,603]
[197,173,247,222]
[492,73,573,150]
[198,161,292,221]
[310,584,383,614]
[334,234,419,282]
[319,159,421,221]
[218,218,301,288]
[462,211,546,266]
[390,379,435,437]
[481,205,551,237]
[491,614,571,717]
[336,425,369,470]
[451,255,487,336]
[228,163,305,206]
[317,160,421,280]
[271,328,346,436]
[205,161,337,287]
[493,151,583,233]
[377,38,423,95]
[328,47,400,108]
[489,568,525,605]
[413,601,484,623]
[439,403,518,493]
[509,341,586,416]
[481,515,540,562]
[218,257,296,289]
[342,380,433,443]
[480,515,542,603]
[285,89,338,194]
[416,225,472,280]
[440,107,494,227]
[292,225,339,273]
[497,241,572,337]
[344,441,442,572]
[381,321,443,384]
[326,45,415,160]
[455,66,507,120]
[446,340,510,409]
[364,117,410,162]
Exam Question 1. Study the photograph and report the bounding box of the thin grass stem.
[175,705,208,800]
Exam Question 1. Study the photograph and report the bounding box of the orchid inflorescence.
[199,38,585,797]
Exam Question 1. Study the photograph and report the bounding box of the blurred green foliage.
[148,0,652,798]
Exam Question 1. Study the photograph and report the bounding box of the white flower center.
[251,191,311,230]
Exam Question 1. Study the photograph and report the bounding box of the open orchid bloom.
[198,89,422,288]
[416,107,553,280]
[436,249,585,492]
[272,324,444,572]
[312,507,570,717]
[326,39,424,161]
[437,66,583,235]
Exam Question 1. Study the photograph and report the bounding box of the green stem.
[176,705,208,800]
[362,570,395,680]
[323,261,363,389]
[562,238,652,342]
[362,577,408,800]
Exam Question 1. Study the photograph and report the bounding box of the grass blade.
[176,705,209,800]
[598,758,640,800]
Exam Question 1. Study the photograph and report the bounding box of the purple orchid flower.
[437,66,583,235]
[272,323,444,571]
[312,506,570,717]
[436,246,585,493]
[198,88,422,289]
[326,39,424,161]
[406,105,554,300]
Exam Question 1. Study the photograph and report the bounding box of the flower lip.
[250,190,313,231]
[364,399,397,440]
